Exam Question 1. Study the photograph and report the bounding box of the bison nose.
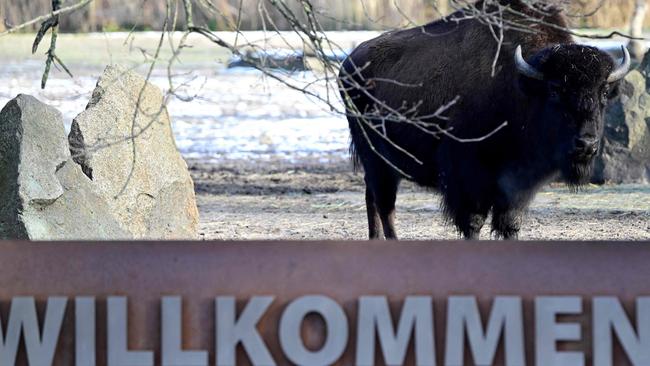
[573,137,599,156]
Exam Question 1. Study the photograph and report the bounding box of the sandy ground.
[191,158,650,241]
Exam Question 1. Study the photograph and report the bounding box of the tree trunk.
[88,0,96,32]
[0,1,5,32]
[628,0,648,61]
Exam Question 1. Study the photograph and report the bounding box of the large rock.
[0,95,129,240]
[640,49,650,80]
[593,65,650,184]
[69,65,199,239]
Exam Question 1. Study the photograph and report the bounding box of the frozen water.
[0,63,350,163]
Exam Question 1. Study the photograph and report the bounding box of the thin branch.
[35,0,75,89]
[0,0,93,36]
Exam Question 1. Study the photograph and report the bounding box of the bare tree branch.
[0,0,93,36]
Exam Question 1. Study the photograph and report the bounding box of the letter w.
[0,297,67,366]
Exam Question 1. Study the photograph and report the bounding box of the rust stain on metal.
[0,241,648,365]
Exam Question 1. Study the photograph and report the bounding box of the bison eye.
[548,89,560,102]
[601,85,612,102]
[547,83,562,102]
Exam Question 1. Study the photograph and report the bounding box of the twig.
[34,0,75,89]
[0,0,93,36]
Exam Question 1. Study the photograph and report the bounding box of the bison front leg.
[491,207,523,240]
[458,212,488,240]
[450,202,489,240]
[444,190,489,239]
[491,172,538,239]
[491,184,529,240]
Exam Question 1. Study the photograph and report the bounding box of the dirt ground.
[190,158,650,241]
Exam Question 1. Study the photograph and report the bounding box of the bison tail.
[339,54,369,173]
[349,138,363,172]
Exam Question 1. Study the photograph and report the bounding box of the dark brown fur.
[340,0,619,239]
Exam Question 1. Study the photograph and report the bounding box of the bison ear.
[605,81,621,101]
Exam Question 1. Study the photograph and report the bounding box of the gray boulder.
[0,95,129,240]
[593,66,650,184]
[69,65,199,239]
[640,49,650,80]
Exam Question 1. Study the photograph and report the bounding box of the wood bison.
[339,0,631,240]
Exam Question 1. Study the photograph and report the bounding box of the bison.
[339,0,631,240]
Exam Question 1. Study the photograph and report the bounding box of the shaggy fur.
[339,0,620,240]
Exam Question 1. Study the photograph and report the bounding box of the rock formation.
[0,66,199,240]
[594,57,650,184]
[0,95,129,239]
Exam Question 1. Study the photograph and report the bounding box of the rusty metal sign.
[0,241,649,365]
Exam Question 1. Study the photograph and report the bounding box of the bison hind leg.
[364,172,401,240]
[365,187,382,239]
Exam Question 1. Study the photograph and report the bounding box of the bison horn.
[514,45,544,80]
[607,46,631,83]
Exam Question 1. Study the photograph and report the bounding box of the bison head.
[515,44,630,185]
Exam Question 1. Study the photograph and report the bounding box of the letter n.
[593,297,650,366]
